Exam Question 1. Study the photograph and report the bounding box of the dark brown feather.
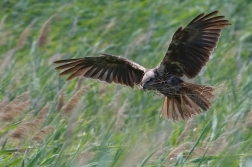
[54,54,146,87]
[54,58,81,64]
[162,83,214,121]
[162,11,231,78]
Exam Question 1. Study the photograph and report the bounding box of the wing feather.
[59,66,82,76]
[105,65,115,83]
[162,11,231,78]
[98,67,108,79]
[54,54,146,87]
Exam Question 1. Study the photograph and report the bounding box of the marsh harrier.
[54,11,230,120]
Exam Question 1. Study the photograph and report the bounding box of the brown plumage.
[162,11,230,78]
[54,54,145,87]
[54,11,230,121]
[161,82,214,120]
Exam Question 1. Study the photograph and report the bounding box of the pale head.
[141,70,156,90]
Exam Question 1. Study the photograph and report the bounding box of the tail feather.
[162,82,214,120]
[185,84,214,110]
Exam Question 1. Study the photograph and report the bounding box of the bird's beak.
[142,82,148,90]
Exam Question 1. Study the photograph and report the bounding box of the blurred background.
[0,0,251,166]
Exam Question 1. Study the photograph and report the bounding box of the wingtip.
[212,11,219,14]
[223,20,232,26]
[53,60,61,64]
[53,59,69,64]
[204,11,218,16]
[66,75,75,80]
[55,66,62,70]
[198,13,205,17]
[200,11,218,15]
[53,58,82,64]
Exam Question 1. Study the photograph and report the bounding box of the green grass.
[0,0,252,166]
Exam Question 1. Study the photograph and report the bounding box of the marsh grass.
[0,0,252,166]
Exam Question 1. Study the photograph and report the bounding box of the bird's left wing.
[161,11,231,78]
[54,54,146,87]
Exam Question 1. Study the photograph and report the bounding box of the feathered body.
[145,74,214,120]
[54,11,230,121]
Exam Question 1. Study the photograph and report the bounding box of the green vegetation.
[0,0,251,166]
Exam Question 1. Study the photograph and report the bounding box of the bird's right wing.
[54,54,146,88]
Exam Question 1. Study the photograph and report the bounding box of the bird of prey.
[54,11,230,120]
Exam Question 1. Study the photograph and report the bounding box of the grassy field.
[0,0,252,166]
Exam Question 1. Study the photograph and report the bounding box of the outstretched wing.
[53,54,146,87]
[162,11,231,78]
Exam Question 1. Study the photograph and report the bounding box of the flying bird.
[54,11,230,120]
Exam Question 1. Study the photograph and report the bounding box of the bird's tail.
[162,82,215,120]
